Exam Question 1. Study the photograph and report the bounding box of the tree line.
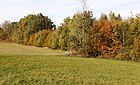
[0,11,140,61]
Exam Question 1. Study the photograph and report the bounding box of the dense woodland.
[0,9,140,61]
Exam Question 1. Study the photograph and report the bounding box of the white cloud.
[88,0,140,18]
[0,0,140,26]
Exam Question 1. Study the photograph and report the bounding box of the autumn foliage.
[0,11,140,61]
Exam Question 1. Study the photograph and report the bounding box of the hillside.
[0,42,64,55]
[0,42,140,84]
[0,55,140,85]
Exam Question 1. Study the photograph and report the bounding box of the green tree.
[14,13,55,45]
[58,17,71,50]
[68,10,94,57]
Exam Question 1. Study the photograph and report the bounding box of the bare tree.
[81,0,88,11]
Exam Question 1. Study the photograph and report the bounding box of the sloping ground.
[0,55,140,85]
[0,42,64,55]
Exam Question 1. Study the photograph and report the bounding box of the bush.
[33,30,50,47]
[0,28,5,41]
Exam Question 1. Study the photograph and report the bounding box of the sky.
[0,0,140,26]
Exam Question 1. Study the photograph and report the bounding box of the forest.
[0,9,140,62]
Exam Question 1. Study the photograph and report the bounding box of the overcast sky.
[0,0,140,26]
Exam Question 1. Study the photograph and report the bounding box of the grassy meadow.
[0,42,64,55]
[0,42,140,85]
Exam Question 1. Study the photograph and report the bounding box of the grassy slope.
[0,42,140,85]
[0,55,140,85]
[0,42,64,55]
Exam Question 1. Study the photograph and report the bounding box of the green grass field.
[0,43,140,85]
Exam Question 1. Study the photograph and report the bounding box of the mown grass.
[0,42,64,55]
[0,55,140,85]
[0,42,140,85]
